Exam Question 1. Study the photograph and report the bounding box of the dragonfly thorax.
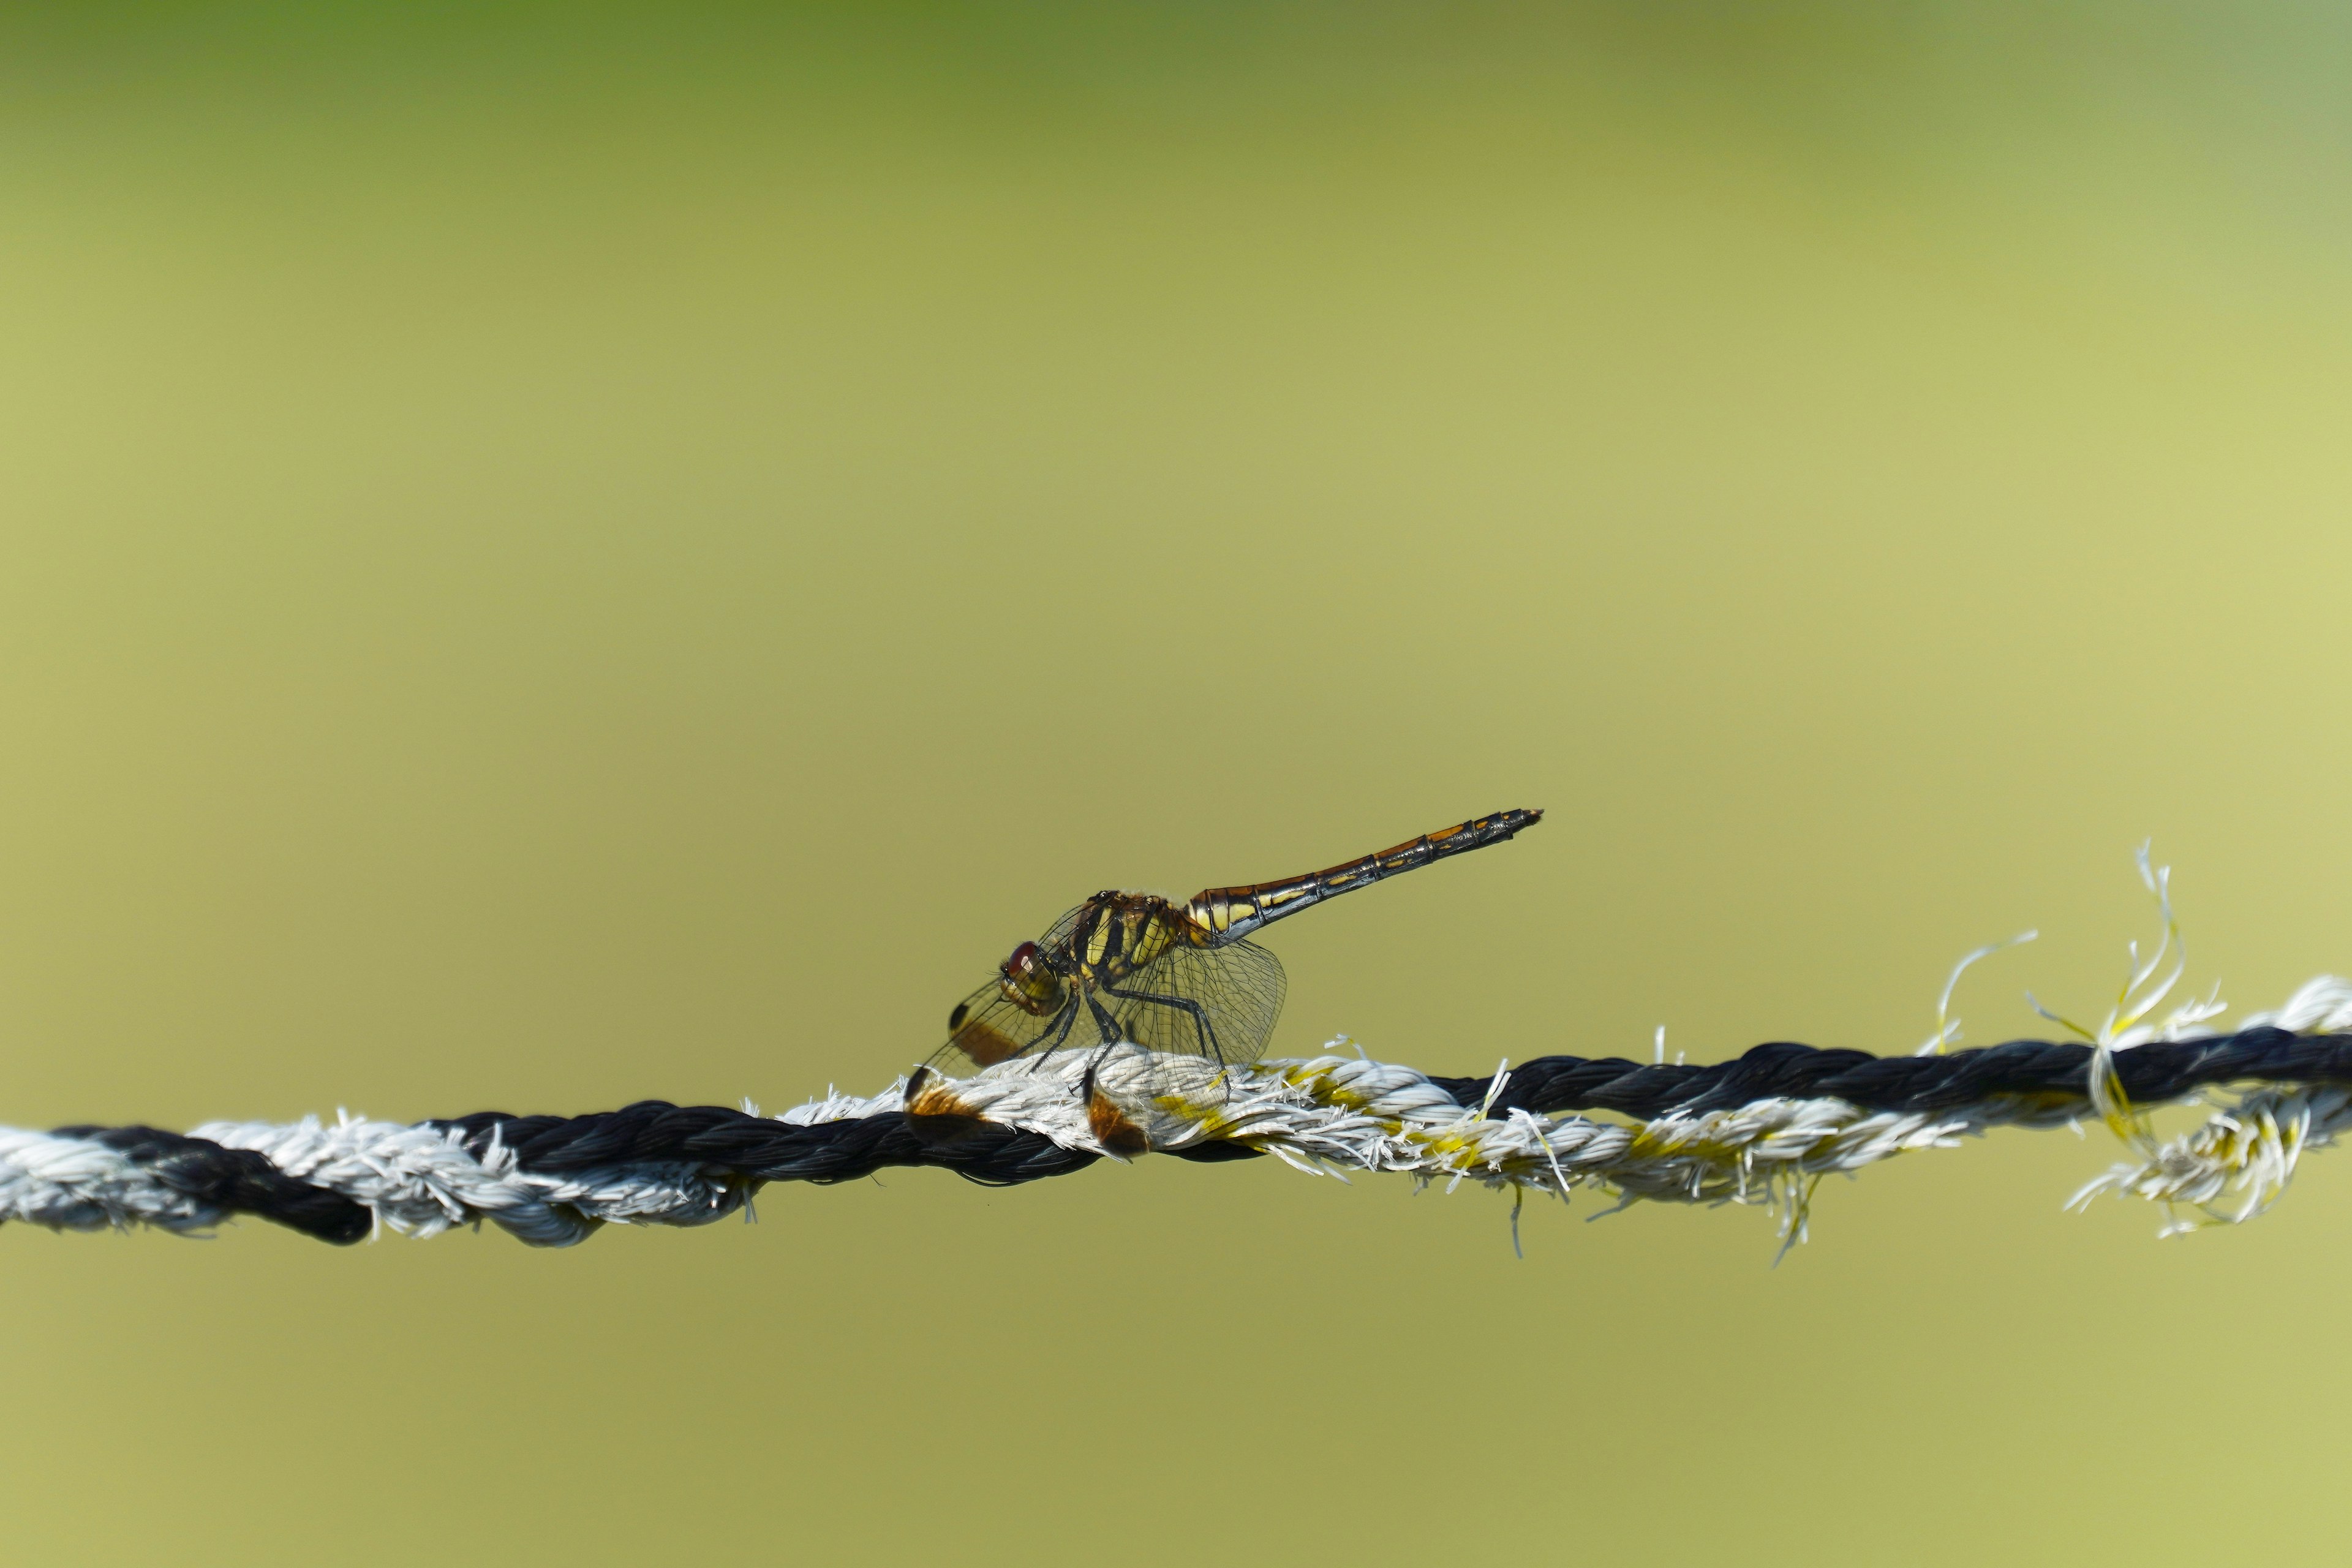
[1060,892,1204,986]
[956,897,1203,1037]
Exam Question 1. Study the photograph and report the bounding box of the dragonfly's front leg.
[1019,997,1082,1073]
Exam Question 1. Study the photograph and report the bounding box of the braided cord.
[1434,1027,2352,1118]
[8,1009,2352,1249]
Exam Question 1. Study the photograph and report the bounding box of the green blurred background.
[6,3,2352,1562]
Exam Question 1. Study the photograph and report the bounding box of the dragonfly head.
[997,940,1067,1017]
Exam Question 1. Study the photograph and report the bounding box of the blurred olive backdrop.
[6,4,2352,1563]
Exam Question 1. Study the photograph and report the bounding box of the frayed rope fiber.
[14,981,2352,1250]
[15,851,2347,1251]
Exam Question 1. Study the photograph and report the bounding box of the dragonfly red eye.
[992,940,1066,1019]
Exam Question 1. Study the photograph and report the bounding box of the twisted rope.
[10,975,2352,1250]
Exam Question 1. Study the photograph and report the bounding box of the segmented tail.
[1184,808,1542,944]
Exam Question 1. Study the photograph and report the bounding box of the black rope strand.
[424,1104,1102,1185]
[49,1126,374,1245]
[1431,1026,2352,1119]
[36,1025,2352,1244]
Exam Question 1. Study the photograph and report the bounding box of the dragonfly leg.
[1101,984,1226,1063]
[1080,993,1131,1088]
[1026,989,1118,1077]
[1017,999,1081,1074]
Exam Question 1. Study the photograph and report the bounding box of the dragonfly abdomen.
[1184,807,1542,944]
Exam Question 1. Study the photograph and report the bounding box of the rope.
[11,973,2352,1251]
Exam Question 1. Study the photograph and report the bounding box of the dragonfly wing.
[932,981,1078,1071]
[930,903,1093,1072]
[1106,938,1287,1069]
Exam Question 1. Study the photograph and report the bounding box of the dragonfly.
[933,809,1543,1082]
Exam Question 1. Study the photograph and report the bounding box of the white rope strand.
[7,976,2346,1248]
[13,834,2352,1254]
[0,1129,224,1234]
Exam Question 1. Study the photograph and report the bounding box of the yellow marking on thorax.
[1121,908,1179,971]
[1074,900,1189,981]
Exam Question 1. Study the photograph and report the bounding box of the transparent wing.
[930,905,1090,1072]
[930,982,1079,1072]
[1102,938,1287,1069]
